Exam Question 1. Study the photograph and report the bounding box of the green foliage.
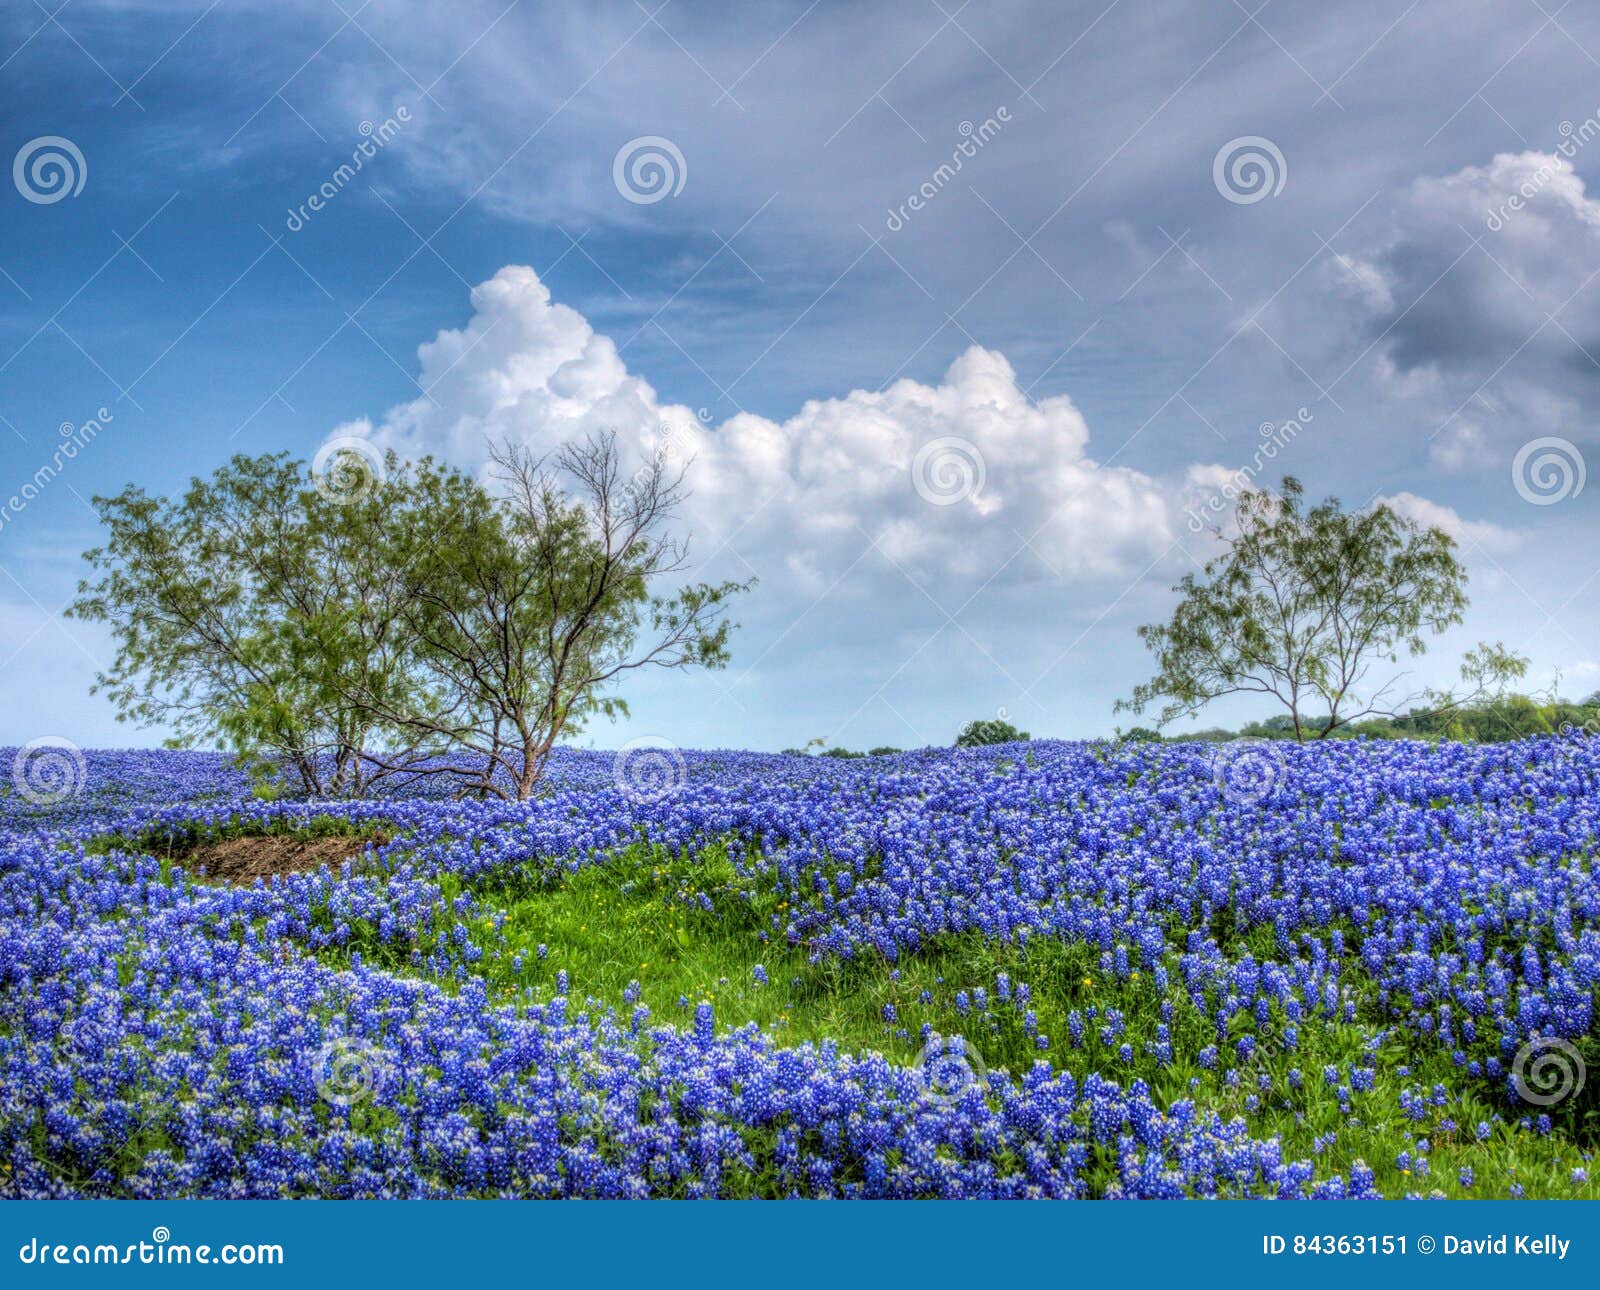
[70,436,750,800]
[348,435,750,799]
[1115,726,1162,743]
[67,450,452,796]
[1376,693,1593,742]
[955,718,1030,747]
[1173,692,1598,745]
[1119,477,1521,741]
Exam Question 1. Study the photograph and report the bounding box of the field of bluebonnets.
[3,733,1598,1199]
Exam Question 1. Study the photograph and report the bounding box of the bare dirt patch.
[174,832,389,885]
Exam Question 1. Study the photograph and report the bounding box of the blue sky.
[1,0,1598,752]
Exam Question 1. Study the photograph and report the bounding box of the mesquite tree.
[71,435,747,798]
[1119,477,1524,740]
[69,451,460,794]
[346,432,751,799]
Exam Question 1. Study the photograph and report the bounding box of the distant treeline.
[780,746,908,758]
[1126,691,1600,744]
[786,693,1600,756]
[783,717,1029,756]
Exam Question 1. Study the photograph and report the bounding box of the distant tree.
[955,718,1030,747]
[1161,682,1597,744]
[1116,726,1162,743]
[1238,713,1301,739]
[1166,727,1240,743]
[1119,477,1524,741]
[68,451,450,796]
[867,746,903,756]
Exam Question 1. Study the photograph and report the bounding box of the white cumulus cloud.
[317,266,1517,741]
[1378,491,1521,553]
[335,264,1187,596]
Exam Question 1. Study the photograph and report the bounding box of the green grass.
[314,835,1599,1200]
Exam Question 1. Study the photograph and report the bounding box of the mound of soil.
[177,832,388,885]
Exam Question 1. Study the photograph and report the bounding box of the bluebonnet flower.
[10,737,1599,1200]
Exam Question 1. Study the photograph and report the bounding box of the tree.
[1116,726,1162,743]
[347,431,751,800]
[1119,478,1523,741]
[69,451,451,795]
[955,717,1030,747]
[71,435,747,800]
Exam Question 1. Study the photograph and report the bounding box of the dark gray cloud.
[1322,150,1600,474]
[1353,152,1600,374]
